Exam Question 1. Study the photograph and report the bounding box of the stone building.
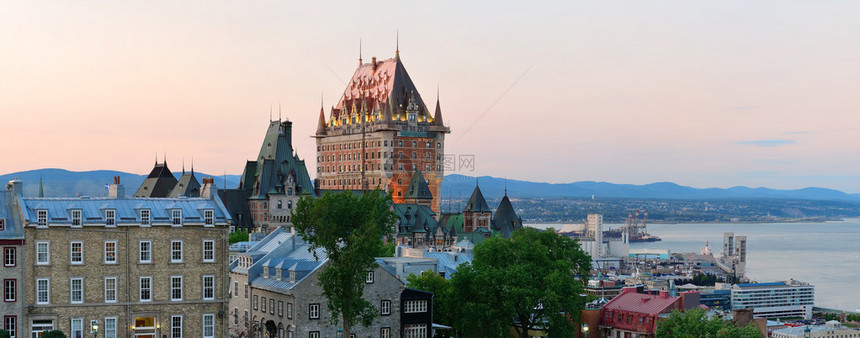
[313,49,450,214]
[17,177,231,338]
[220,119,317,234]
[2,180,26,337]
[230,228,405,338]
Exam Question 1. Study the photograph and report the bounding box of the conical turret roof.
[404,170,433,200]
[463,184,491,213]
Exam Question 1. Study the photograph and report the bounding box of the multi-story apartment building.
[2,180,26,337]
[731,279,815,319]
[314,50,450,213]
[16,177,231,338]
[230,228,408,338]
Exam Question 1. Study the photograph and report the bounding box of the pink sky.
[3,1,860,192]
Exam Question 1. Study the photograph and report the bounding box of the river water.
[529,219,860,311]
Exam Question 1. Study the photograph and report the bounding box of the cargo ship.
[604,209,662,242]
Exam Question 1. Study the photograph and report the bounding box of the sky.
[3,1,860,192]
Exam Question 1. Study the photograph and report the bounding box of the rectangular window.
[202,240,215,262]
[3,247,14,267]
[104,317,117,338]
[4,279,15,302]
[171,240,183,263]
[380,328,390,338]
[70,277,83,303]
[105,209,115,226]
[404,324,427,338]
[71,318,83,338]
[270,298,275,315]
[202,275,214,300]
[0,219,3,231]
[172,209,182,226]
[234,281,238,298]
[139,240,152,263]
[71,210,82,227]
[253,295,258,310]
[202,314,214,338]
[70,241,83,264]
[104,277,116,303]
[309,332,320,338]
[404,300,428,313]
[380,300,391,316]
[3,315,15,338]
[366,271,374,283]
[140,209,150,226]
[36,241,50,265]
[261,297,267,312]
[171,315,182,338]
[171,276,183,301]
[37,210,47,226]
[36,278,49,304]
[244,284,248,298]
[204,210,214,226]
[288,302,293,319]
[309,303,320,319]
[139,277,152,301]
[278,301,284,317]
[104,241,117,264]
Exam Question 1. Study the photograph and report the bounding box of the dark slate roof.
[0,190,24,239]
[439,213,463,237]
[491,194,522,238]
[334,56,432,123]
[463,185,491,213]
[433,96,444,127]
[394,203,437,236]
[168,171,201,198]
[218,189,253,229]
[404,170,433,200]
[238,120,317,199]
[134,162,178,197]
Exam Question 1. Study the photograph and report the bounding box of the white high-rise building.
[731,279,815,319]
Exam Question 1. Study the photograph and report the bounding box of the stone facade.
[1,182,26,337]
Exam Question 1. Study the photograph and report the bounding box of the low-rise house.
[599,287,700,337]
[1,180,26,337]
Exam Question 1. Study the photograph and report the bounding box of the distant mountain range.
[2,169,858,202]
[441,174,860,202]
[0,168,241,197]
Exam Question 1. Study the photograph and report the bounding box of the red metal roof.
[603,292,681,315]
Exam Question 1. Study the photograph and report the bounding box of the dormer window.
[275,268,282,281]
[37,210,48,227]
[105,209,116,226]
[263,267,269,279]
[289,270,296,283]
[172,209,182,226]
[0,218,4,231]
[140,209,150,226]
[71,210,82,227]
[204,210,214,227]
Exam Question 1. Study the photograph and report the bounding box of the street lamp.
[336,327,343,338]
[804,325,811,338]
[581,323,589,337]
[91,322,99,338]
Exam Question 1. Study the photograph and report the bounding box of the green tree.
[656,308,761,338]
[229,229,249,244]
[0,329,10,338]
[292,190,397,334]
[451,228,592,338]
[40,331,66,338]
[406,270,455,337]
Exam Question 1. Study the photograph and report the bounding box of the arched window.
[398,141,403,147]
[277,201,282,209]
[287,187,293,196]
[412,141,417,148]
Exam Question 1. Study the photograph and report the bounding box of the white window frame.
[381,300,391,315]
[404,324,427,338]
[104,317,117,338]
[71,318,83,338]
[139,209,150,226]
[70,241,83,265]
[170,240,183,263]
[380,328,391,338]
[404,300,428,313]
[3,247,14,267]
[170,276,183,301]
[202,275,215,300]
[71,210,82,227]
[0,218,4,231]
[36,278,50,304]
[104,277,117,303]
[171,209,182,226]
[309,303,320,319]
[36,241,50,265]
[309,332,320,338]
[202,314,215,338]
[204,210,214,227]
[4,279,15,302]
[139,240,152,263]
[70,277,83,303]
[5,315,16,338]
[171,315,183,338]
[202,240,215,262]
[104,241,117,264]
[37,210,47,227]
[366,270,374,283]
[139,276,152,302]
[105,209,116,226]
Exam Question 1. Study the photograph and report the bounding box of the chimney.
[659,291,669,299]
[622,286,638,294]
[372,57,377,71]
[6,179,23,196]
[201,177,218,200]
[108,176,125,199]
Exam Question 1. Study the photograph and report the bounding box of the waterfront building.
[1,180,26,337]
[578,213,629,269]
[313,49,450,214]
[220,119,317,233]
[17,177,231,337]
[229,228,409,338]
[698,289,732,311]
[720,232,747,277]
[731,279,815,319]
[771,321,860,338]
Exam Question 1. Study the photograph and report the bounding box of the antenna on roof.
[504,177,507,196]
[164,152,167,165]
[278,102,282,121]
[191,157,194,174]
[359,38,363,65]
[269,104,273,122]
[155,152,158,165]
[182,158,186,174]
[395,30,400,59]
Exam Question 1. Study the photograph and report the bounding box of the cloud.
[736,139,796,147]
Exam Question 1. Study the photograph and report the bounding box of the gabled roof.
[237,120,317,199]
[334,56,431,121]
[168,171,201,198]
[232,228,331,292]
[394,203,437,236]
[134,162,178,197]
[602,291,680,315]
[19,195,231,226]
[463,185,491,213]
[491,194,522,238]
[404,170,433,200]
